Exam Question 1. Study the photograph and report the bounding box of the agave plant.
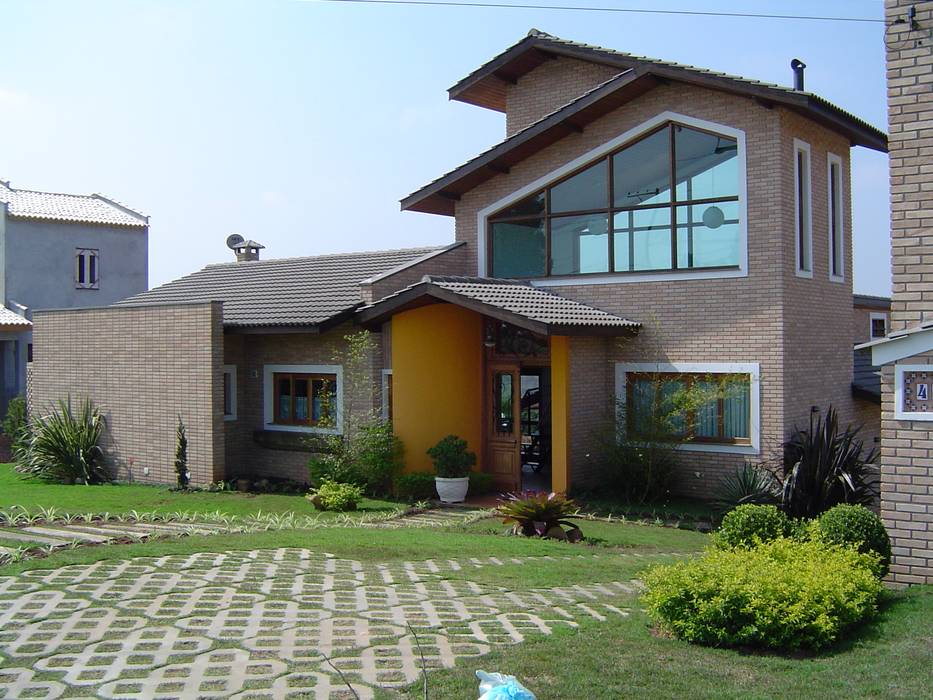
[496,491,582,539]
[713,463,781,514]
[781,406,879,519]
[16,398,108,484]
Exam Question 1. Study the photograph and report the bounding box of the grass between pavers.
[0,463,399,518]
[393,586,933,700]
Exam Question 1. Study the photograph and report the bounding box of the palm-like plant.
[713,464,781,514]
[781,407,878,519]
[496,491,581,538]
[16,398,107,484]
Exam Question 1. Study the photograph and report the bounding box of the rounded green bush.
[307,480,363,512]
[716,504,791,548]
[817,504,891,577]
[642,538,883,651]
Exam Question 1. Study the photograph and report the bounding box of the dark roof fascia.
[402,68,656,215]
[853,294,892,310]
[224,324,321,335]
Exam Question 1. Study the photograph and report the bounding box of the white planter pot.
[435,476,469,503]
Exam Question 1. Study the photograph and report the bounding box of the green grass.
[0,462,399,518]
[574,494,717,521]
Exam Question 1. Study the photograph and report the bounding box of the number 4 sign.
[918,383,929,401]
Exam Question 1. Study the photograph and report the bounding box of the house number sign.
[896,365,933,420]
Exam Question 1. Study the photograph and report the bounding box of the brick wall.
[882,0,933,585]
[223,322,384,484]
[361,243,471,304]
[30,302,224,485]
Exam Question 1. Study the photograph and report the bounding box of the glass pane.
[294,378,309,422]
[631,378,656,436]
[674,126,738,201]
[491,220,546,278]
[613,128,672,208]
[223,372,232,416]
[551,214,609,275]
[659,378,686,436]
[723,376,750,439]
[676,201,740,268]
[830,162,842,277]
[312,377,335,423]
[277,376,292,421]
[694,380,719,438]
[89,255,97,284]
[613,208,671,272]
[550,160,608,214]
[77,254,85,284]
[494,191,545,219]
[495,372,514,434]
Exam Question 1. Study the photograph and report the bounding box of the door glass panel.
[550,160,608,213]
[495,372,514,434]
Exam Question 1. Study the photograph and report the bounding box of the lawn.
[0,462,400,518]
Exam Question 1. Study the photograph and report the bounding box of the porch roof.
[0,305,31,331]
[358,275,641,336]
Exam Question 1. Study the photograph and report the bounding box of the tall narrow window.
[827,154,844,281]
[223,365,237,421]
[75,248,100,289]
[794,141,812,277]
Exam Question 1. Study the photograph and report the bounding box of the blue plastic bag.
[476,670,537,700]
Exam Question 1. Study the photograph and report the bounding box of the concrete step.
[21,525,109,543]
[0,527,72,545]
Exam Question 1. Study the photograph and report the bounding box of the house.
[0,180,148,416]
[29,30,886,499]
[852,294,891,445]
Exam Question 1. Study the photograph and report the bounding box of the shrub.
[497,491,581,539]
[308,419,403,497]
[781,406,878,518]
[712,463,780,514]
[715,504,791,549]
[591,433,675,504]
[3,396,30,460]
[16,398,107,484]
[817,504,891,578]
[427,435,476,478]
[642,537,883,651]
[174,417,189,489]
[469,471,496,495]
[307,479,363,512]
[395,472,436,502]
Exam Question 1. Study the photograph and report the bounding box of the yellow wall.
[550,335,571,493]
[392,304,484,473]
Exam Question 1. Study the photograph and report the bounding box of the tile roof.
[359,275,640,334]
[0,180,147,227]
[0,305,31,328]
[116,246,447,328]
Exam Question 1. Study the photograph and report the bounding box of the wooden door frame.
[484,360,522,491]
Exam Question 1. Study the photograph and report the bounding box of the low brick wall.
[30,302,224,485]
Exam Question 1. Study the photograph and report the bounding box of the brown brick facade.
[30,302,224,485]
[881,0,933,585]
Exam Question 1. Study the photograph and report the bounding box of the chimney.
[791,58,806,91]
[225,233,265,262]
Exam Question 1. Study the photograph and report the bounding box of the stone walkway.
[0,548,649,698]
[366,507,490,529]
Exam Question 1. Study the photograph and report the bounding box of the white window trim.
[827,152,845,283]
[75,248,100,289]
[614,361,761,455]
[794,139,813,278]
[262,363,343,434]
[869,312,889,339]
[476,111,749,287]
[223,365,237,422]
[894,363,933,421]
[381,369,392,420]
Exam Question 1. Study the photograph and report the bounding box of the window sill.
[224,414,237,422]
[676,442,759,456]
[795,270,813,279]
[530,265,745,287]
[829,275,846,284]
[262,422,339,435]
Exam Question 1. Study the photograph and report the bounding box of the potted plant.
[427,434,476,503]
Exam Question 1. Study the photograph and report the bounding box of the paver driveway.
[0,548,642,698]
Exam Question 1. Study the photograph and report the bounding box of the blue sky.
[0,0,890,294]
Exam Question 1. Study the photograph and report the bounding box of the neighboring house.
[0,180,148,416]
[30,30,886,499]
[852,294,891,446]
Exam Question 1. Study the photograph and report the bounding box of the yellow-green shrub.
[715,504,791,549]
[306,480,363,512]
[643,538,882,650]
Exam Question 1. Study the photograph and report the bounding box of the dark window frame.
[75,248,100,289]
[487,121,742,279]
[272,371,337,427]
[625,371,752,446]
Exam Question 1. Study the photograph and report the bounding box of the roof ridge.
[202,244,447,269]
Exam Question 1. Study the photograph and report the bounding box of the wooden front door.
[486,363,521,491]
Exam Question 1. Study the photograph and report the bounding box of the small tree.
[175,416,189,489]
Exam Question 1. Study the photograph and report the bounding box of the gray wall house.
[0,180,148,415]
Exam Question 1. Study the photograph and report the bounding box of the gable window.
[488,122,740,279]
[76,248,100,289]
[870,312,888,339]
[223,365,237,421]
[827,153,845,281]
[794,140,812,277]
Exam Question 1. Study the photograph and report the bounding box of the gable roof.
[403,30,887,216]
[0,305,31,330]
[358,275,640,336]
[116,246,446,330]
[0,180,147,228]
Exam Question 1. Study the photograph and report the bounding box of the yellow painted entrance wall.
[392,304,484,473]
[550,336,571,494]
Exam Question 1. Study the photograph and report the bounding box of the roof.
[358,275,641,336]
[853,293,891,310]
[856,319,933,366]
[0,305,31,329]
[403,30,887,216]
[116,246,446,330]
[852,347,881,404]
[0,180,147,228]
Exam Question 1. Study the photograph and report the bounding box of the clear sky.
[0,0,890,295]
